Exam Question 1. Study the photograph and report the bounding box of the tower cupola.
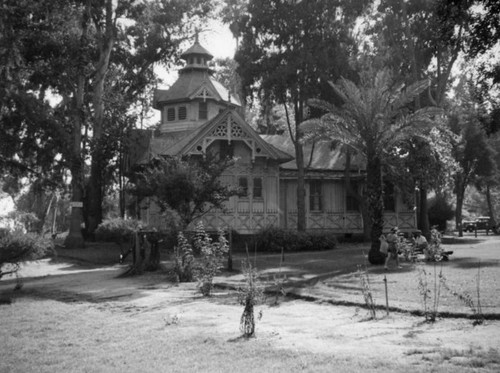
[179,34,214,74]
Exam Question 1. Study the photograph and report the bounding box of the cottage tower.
[153,36,241,134]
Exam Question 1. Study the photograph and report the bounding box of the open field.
[1,235,500,372]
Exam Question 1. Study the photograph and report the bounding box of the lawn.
[1,235,500,372]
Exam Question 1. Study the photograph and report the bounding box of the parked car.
[463,216,497,232]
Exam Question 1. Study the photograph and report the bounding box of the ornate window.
[253,177,263,198]
[167,107,175,121]
[309,180,323,212]
[238,177,248,197]
[199,102,208,120]
[178,106,187,120]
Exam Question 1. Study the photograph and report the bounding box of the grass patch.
[406,347,500,369]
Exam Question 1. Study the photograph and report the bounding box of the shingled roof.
[261,135,366,171]
[153,71,241,108]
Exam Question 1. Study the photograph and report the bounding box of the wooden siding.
[141,162,416,234]
[279,179,416,233]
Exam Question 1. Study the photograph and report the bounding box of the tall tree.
[228,0,365,231]
[84,0,215,236]
[1,0,215,246]
[366,0,496,237]
[449,112,496,236]
[304,69,442,264]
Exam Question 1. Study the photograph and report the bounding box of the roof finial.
[194,28,200,44]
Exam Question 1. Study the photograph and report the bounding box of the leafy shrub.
[193,223,228,296]
[173,231,195,282]
[95,218,143,243]
[428,196,455,232]
[253,227,337,252]
[0,231,54,278]
[173,223,228,295]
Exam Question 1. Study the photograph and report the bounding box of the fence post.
[384,275,389,316]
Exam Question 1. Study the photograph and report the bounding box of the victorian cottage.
[126,39,416,236]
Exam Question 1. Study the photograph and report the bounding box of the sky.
[156,20,237,87]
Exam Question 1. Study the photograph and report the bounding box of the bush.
[193,223,228,296]
[95,218,143,243]
[0,231,54,278]
[173,223,228,296]
[253,227,337,253]
[173,231,195,282]
[428,196,455,232]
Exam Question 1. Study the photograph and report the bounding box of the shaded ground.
[1,234,500,372]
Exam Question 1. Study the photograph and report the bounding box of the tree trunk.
[64,74,86,249]
[486,185,497,232]
[86,0,115,236]
[455,179,465,237]
[344,150,370,240]
[418,187,430,239]
[366,154,385,265]
[295,142,306,232]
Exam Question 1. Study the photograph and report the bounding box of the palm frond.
[389,79,430,111]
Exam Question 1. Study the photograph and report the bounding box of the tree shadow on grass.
[445,257,500,269]
[442,237,487,245]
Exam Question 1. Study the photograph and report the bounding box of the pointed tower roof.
[180,34,213,60]
[153,36,241,109]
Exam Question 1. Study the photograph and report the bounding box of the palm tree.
[303,69,442,264]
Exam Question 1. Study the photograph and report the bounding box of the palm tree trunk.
[367,154,385,265]
[419,187,430,239]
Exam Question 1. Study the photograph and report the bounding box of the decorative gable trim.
[189,84,219,102]
[177,109,292,163]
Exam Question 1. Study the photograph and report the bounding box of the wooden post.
[384,275,389,316]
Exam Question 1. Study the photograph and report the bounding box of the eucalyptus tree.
[1,0,215,247]
[304,69,442,264]
[365,0,500,237]
[448,112,497,236]
[83,0,215,237]
[227,0,366,231]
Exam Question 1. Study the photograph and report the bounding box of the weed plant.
[357,264,376,319]
[238,258,263,337]
[173,231,195,282]
[194,223,228,296]
[416,262,443,322]
[439,263,484,325]
[271,247,287,306]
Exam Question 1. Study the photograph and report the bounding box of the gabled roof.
[166,109,293,163]
[261,135,366,171]
[153,71,241,109]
